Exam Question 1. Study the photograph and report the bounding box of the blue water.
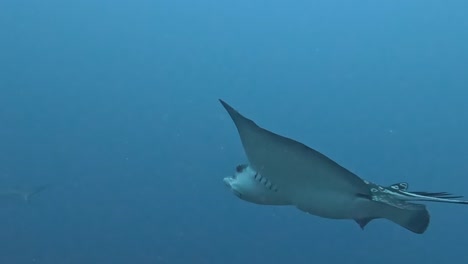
[1,0,468,263]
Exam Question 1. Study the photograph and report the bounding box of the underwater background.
[1,0,468,263]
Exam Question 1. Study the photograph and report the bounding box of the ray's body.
[220,99,468,234]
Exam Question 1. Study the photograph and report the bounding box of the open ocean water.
[1,0,467,263]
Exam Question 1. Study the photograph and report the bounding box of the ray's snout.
[223,177,233,188]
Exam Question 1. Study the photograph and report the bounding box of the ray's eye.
[236,164,247,173]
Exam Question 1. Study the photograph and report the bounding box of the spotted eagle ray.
[220,99,468,234]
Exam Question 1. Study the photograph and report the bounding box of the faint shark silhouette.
[0,185,48,203]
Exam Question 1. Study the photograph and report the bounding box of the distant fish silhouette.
[0,185,48,203]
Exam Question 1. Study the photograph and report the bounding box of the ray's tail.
[374,182,468,205]
[397,190,468,204]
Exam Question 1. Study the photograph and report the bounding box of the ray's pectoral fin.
[355,195,430,234]
[355,217,376,229]
[374,202,429,234]
[353,194,380,230]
